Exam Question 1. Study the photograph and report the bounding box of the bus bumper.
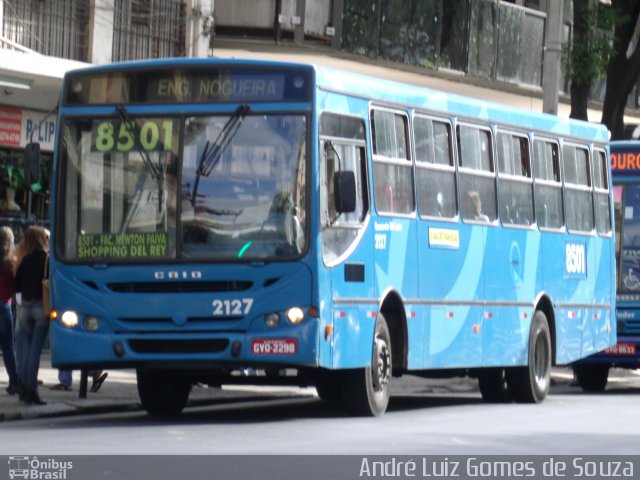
[573,335,640,369]
[50,318,321,370]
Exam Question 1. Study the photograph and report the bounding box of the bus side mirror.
[24,143,41,191]
[334,171,356,213]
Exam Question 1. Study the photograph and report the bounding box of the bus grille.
[107,281,253,293]
[128,339,229,354]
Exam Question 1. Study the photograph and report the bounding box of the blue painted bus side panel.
[483,227,538,366]
[546,233,583,363]
[584,236,614,355]
[316,89,378,369]
[373,217,420,362]
[418,222,484,368]
[331,306,376,369]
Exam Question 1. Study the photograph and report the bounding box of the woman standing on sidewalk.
[14,226,49,405]
[0,226,20,395]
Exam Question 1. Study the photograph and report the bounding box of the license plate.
[603,343,636,356]
[251,338,297,355]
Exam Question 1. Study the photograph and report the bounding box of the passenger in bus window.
[463,190,489,222]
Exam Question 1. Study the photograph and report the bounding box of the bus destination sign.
[65,67,311,105]
[611,148,640,175]
[149,74,284,102]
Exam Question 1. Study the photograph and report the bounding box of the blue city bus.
[572,140,640,391]
[48,58,615,416]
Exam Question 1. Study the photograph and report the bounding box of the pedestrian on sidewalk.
[51,369,108,393]
[14,226,49,405]
[0,226,20,395]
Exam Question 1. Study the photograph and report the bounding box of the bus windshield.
[58,112,307,262]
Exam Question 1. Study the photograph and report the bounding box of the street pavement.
[0,352,637,422]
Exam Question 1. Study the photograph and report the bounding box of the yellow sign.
[77,233,168,259]
[428,228,460,249]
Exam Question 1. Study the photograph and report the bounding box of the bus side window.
[414,116,456,219]
[497,132,533,227]
[593,149,612,235]
[372,109,414,215]
[563,144,594,233]
[533,139,563,229]
[457,124,496,223]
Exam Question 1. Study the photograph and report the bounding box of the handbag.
[42,254,50,316]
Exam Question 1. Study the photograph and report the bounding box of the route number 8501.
[212,298,254,316]
[565,243,586,275]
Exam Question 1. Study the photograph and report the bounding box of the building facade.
[0,0,636,236]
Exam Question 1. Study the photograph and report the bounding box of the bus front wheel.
[342,314,392,416]
[508,311,552,403]
[137,368,191,416]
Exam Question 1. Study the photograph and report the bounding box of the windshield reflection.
[180,114,307,259]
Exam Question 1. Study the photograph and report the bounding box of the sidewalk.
[0,352,139,421]
[0,352,317,422]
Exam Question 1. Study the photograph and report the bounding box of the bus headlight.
[83,315,99,332]
[286,307,304,325]
[60,311,79,328]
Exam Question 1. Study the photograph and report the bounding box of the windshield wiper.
[116,105,161,180]
[116,106,167,232]
[191,104,250,206]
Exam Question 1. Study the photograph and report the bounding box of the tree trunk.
[602,0,640,139]
[601,54,634,139]
[569,0,590,121]
[570,81,590,121]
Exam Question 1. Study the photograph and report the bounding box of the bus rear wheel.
[573,364,609,392]
[342,314,392,416]
[137,368,191,416]
[507,311,551,403]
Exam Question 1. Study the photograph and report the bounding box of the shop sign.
[0,106,56,151]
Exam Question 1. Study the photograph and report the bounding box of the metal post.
[274,0,283,44]
[331,0,343,50]
[79,369,88,398]
[542,0,564,115]
[293,0,306,46]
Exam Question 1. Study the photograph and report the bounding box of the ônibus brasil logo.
[8,456,73,479]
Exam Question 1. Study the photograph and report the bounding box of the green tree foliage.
[563,0,627,121]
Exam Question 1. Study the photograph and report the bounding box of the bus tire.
[342,314,392,416]
[478,368,512,403]
[507,310,552,403]
[573,364,609,392]
[137,368,191,416]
